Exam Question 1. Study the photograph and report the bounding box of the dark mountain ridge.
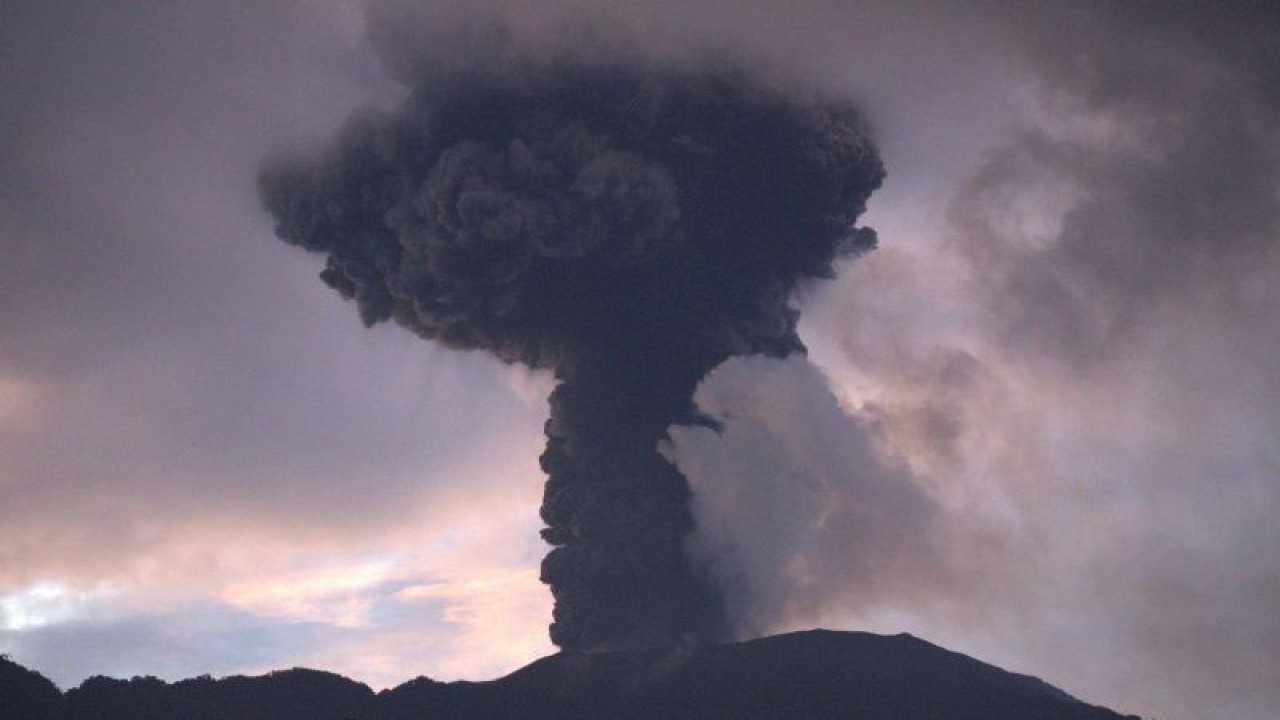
[1,629,1141,719]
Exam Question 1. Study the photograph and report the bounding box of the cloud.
[784,5,1280,718]
[1,491,553,690]
[0,0,555,691]
[0,0,558,586]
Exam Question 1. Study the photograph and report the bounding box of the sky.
[1,2,1277,719]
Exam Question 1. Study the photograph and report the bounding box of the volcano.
[4,630,1140,719]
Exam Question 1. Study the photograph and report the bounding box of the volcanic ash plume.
[259,62,884,651]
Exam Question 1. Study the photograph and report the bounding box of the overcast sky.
[2,3,1277,719]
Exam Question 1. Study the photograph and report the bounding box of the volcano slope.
[6,630,1141,719]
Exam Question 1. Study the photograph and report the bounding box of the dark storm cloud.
[259,29,884,649]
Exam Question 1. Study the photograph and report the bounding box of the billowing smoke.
[664,356,944,639]
[258,55,883,650]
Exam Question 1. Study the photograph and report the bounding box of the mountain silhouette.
[0,630,1141,719]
